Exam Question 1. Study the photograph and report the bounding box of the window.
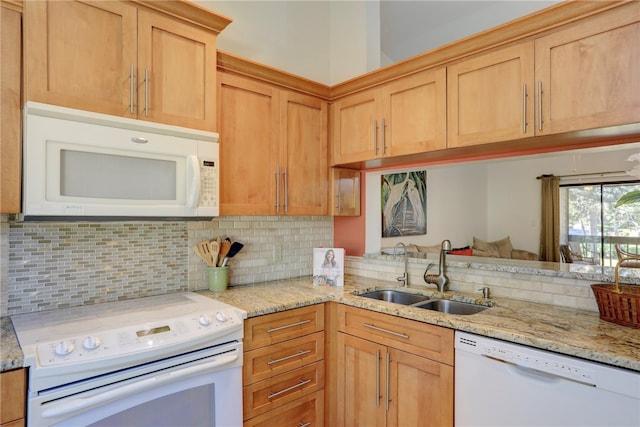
[560,181,640,266]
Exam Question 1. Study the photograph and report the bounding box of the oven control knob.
[199,314,211,326]
[55,341,75,356]
[215,311,227,323]
[83,336,102,350]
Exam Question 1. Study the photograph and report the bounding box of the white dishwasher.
[455,331,640,427]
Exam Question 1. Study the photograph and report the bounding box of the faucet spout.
[394,242,408,287]
[423,240,451,292]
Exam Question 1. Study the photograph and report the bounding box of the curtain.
[539,174,560,262]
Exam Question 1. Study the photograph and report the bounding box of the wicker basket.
[591,246,640,328]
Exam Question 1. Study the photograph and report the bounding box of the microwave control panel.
[200,160,218,208]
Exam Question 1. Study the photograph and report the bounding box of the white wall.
[366,144,640,255]
[366,163,488,253]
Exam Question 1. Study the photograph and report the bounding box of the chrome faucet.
[394,242,408,287]
[423,240,451,292]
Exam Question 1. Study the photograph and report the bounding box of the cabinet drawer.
[337,305,453,365]
[244,389,324,427]
[244,305,324,351]
[244,331,325,385]
[243,361,325,420]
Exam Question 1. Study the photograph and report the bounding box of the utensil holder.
[208,266,228,291]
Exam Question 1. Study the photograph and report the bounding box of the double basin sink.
[357,289,488,315]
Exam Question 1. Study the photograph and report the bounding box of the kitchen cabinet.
[0,368,26,427]
[447,42,535,148]
[0,1,21,214]
[218,71,329,216]
[331,168,360,216]
[23,0,228,131]
[243,305,325,425]
[335,305,453,427]
[332,68,446,165]
[534,4,639,135]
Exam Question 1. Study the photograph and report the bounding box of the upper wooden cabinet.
[534,4,640,136]
[332,68,446,165]
[331,168,360,216]
[218,71,328,216]
[23,0,228,131]
[447,42,535,148]
[0,2,22,214]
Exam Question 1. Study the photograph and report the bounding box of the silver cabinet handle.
[336,189,342,214]
[363,323,409,339]
[275,167,280,214]
[131,137,148,144]
[373,120,378,155]
[385,352,391,412]
[144,68,150,117]
[537,80,543,131]
[381,117,386,154]
[375,350,381,408]
[522,83,527,133]
[268,378,311,400]
[267,349,311,366]
[299,422,311,427]
[129,64,135,114]
[283,167,288,214]
[267,319,310,333]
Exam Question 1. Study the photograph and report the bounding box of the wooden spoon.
[195,241,212,266]
[218,239,231,267]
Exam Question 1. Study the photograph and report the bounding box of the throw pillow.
[473,236,513,258]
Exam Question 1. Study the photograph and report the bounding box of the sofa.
[406,236,539,261]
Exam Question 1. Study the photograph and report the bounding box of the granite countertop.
[3,275,640,372]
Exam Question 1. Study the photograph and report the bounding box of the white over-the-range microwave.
[22,102,219,220]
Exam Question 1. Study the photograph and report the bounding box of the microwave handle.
[187,155,201,208]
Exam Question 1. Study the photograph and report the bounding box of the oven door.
[30,347,242,427]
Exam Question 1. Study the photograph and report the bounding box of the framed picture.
[381,171,427,237]
[312,248,345,286]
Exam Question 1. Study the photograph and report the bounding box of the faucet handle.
[479,287,490,299]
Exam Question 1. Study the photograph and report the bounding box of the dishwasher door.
[455,331,640,427]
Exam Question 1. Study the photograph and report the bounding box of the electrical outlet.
[273,244,282,263]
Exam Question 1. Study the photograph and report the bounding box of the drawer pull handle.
[268,379,311,400]
[299,422,311,427]
[268,349,312,366]
[363,323,409,339]
[267,319,311,333]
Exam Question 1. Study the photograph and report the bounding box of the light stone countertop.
[3,275,639,372]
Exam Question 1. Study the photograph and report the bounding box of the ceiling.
[380,0,560,64]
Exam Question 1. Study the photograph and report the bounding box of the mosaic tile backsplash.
[2,216,333,315]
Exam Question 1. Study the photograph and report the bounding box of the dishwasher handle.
[481,353,597,388]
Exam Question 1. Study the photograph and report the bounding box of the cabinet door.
[383,68,447,157]
[281,91,328,215]
[1,4,22,214]
[386,348,453,427]
[137,9,217,131]
[0,368,26,425]
[331,168,360,216]
[447,42,534,148]
[218,72,279,215]
[336,333,386,427]
[331,88,382,165]
[24,0,137,117]
[535,4,640,135]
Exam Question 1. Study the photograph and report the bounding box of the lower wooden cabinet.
[335,305,454,427]
[0,368,26,427]
[243,305,325,426]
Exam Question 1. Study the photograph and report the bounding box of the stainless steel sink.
[415,299,488,315]
[358,290,431,306]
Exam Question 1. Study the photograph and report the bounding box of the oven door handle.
[41,352,239,419]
